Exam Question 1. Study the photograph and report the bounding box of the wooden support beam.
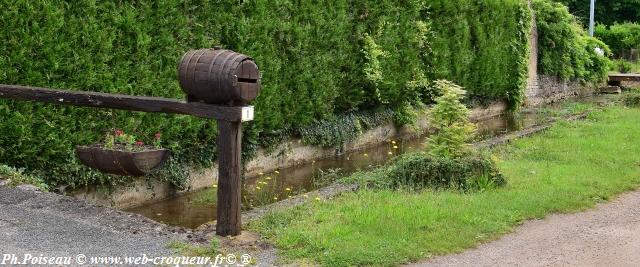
[608,73,640,82]
[0,84,248,122]
[216,120,243,236]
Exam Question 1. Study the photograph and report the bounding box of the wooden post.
[216,120,243,236]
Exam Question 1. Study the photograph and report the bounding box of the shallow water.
[126,97,609,228]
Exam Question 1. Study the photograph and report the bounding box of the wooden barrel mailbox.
[178,48,261,105]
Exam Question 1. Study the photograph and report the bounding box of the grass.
[189,187,218,206]
[167,239,219,257]
[612,59,640,74]
[248,105,640,266]
[0,164,49,191]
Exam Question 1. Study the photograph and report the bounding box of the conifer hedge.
[0,0,532,188]
[534,0,612,82]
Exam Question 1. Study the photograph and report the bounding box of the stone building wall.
[524,0,596,106]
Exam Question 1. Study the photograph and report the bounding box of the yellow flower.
[363,153,368,157]
[388,151,393,155]
[315,197,321,201]
[213,184,218,188]
[391,140,396,144]
[259,172,264,175]
[273,197,278,200]
[256,186,261,190]
[285,187,291,191]
[266,177,272,180]
[275,170,280,174]
[393,145,398,149]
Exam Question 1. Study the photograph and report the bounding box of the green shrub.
[622,92,640,107]
[613,59,634,73]
[392,102,421,129]
[427,80,476,158]
[0,0,532,189]
[300,109,393,149]
[427,0,532,109]
[0,164,49,191]
[595,23,640,57]
[385,152,505,191]
[534,0,612,83]
[582,36,613,81]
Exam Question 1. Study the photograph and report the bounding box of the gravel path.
[0,183,197,266]
[412,190,640,267]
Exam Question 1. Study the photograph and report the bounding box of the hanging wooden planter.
[76,145,170,176]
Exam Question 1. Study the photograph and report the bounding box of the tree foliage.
[555,0,640,26]
[595,23,640,58]
[535,0,612,82]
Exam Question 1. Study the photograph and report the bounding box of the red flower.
[135,141,144,146]
[115,129,124,136]
[154,132,162,140]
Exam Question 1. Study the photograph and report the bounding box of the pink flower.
[154,133,162,140]
[115,129,124,136]
[135,141,144,146]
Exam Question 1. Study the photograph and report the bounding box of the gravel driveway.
[0,183,194,266]
[412,190,640,267]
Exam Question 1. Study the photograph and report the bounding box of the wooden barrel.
[178,48,261,105]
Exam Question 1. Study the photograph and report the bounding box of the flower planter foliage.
[75,130,169,177]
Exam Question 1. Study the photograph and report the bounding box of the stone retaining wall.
[526,75,596,106]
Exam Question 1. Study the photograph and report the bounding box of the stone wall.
[621,80,640,88]
[526,75,596,106]
[525,0,540,105]
[524,0,596,106]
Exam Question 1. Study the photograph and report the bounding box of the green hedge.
[534,0,612,83]
[385,152,506,191]
[595,23,640,58]
[0,0,532,188]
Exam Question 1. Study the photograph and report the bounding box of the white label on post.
[241,106,255,122]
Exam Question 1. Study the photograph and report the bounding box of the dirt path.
[411,190,640,267]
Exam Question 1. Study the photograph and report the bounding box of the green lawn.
[248,105,640,266]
